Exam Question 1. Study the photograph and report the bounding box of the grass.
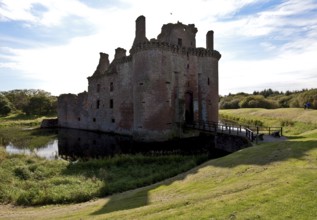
[220,108,317,135]
[0,113,55,128]
[1,108,317,219]
[1,127,317,219]
[0,147,207,206]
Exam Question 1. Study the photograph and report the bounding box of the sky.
[0,0,317,96]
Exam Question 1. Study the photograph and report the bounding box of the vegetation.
[0,89,57,116]
[220,108,317,135]
[0,127,57,150]
[1,108,317,219]
[220,88,317,109]
[0,113,52,128]
[0,114,208,206]
[0,94,14,116]
[0,148,207,206]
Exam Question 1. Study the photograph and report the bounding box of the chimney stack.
[206,30,214,51]
[133,15,148,45]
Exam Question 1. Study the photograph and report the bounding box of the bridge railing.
[184,120,283,142]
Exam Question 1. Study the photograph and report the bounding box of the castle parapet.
[130,41,221,60]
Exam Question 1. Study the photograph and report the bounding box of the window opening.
[178,38,182,46]
[96,100,100,109]
[208,77,210,85]
[110,99,113,108]
[110,82,113,92]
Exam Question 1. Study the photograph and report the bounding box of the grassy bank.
[220,108,317,135]
[0,113,55,128]
[0,148,207,206]
[1,122,317,219]
[1,108,317,219]
[0,114,208,206]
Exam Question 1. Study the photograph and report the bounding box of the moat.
[1,128,231,160]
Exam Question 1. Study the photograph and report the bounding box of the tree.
[2,89,57,115]
[23,96,52,115]
[0,94,13,116]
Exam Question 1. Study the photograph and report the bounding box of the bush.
[220,99,240,109]
[239,95,278,109]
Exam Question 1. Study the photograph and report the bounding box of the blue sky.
[1,0,317,95]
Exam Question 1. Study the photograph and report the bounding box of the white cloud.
[0,0,102,27]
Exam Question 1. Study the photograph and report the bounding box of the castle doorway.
[185,91,194,124]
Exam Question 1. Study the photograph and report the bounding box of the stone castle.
[58,15,221,141]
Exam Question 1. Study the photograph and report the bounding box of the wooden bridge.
[185,121,283,142]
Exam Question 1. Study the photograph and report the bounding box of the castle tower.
[133,15,149,45]
[206,30,214,50]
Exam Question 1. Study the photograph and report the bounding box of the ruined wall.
[57,92,88,129]
[157,22,197,48]
[86,56,133,135]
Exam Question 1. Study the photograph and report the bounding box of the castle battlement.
[130,41,221,59]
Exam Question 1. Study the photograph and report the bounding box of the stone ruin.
[58,15,221,141]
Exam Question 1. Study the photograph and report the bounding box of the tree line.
[0,89,57,116]
[220,88,317,109]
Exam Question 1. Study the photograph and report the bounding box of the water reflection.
[6,140,58,160]
[58,129,133,160]
[4,128,228,160]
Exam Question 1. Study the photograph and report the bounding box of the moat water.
[1,128,229,160]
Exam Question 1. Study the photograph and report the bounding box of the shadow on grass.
[89,137,317,216]
[93,189,149,214]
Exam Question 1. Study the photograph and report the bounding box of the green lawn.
[0,113,54,128]
[1,108,317,219]
[220,108,317,135]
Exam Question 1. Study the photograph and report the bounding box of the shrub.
[239,95,278,109]
[220,99,240,109]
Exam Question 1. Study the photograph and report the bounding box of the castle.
[57,15,221,141]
